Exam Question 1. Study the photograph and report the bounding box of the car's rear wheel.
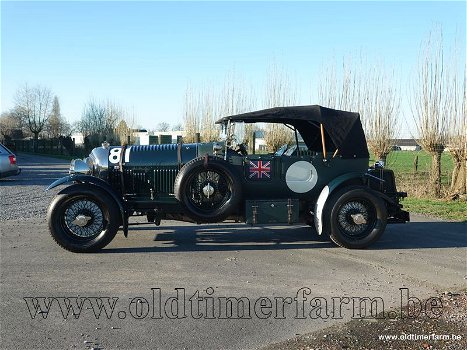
[174,157,242,223]
[327,187,387,249]
[47,184,120,252]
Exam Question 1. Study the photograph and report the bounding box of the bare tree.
[317,55,364,112]
[79,99,106,137]
[183,86,219,143]
[199,89,219,142]
[220,70,256,148]
[318,55,399,162]
[105,101,123,137]
[115,119,130,145]
[183,85,200,143]
[447,62,466,195]
[14,84,53,150]
[155,122,170,132]
[264,63,297,109]
[45,96,71,138]
[0,110,23,141]
[220,70,255,117]
[113,108,139,145]
[172,123,183,131]
[362,65,400,163]
[183,70,257,144]
[411,29,450,198]
[79,99,122,148]
[263,63,296,152]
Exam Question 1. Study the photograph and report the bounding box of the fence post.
[413,155,419,174]
[252,132,256,155]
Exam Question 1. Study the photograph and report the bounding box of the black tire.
[174,157,242,223]
[326,186,387,249]
[47,184,121,253]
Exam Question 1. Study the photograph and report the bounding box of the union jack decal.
[249,160,271,179]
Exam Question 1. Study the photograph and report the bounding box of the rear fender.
[46,175,128,236]
[314,173,363,235]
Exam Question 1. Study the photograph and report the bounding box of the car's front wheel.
[47,184,120,252]
[327,187,387,249]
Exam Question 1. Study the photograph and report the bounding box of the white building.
[71,132,84,145]
[138,130,185,145]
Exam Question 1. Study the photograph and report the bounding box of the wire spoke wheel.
[48,184,120,252]
[63,199,105,239]
[186,169,231,212]
[336,199,376,240]
[174,157,242,223]
[328,187,387,249]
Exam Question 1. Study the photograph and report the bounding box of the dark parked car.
[46,105,409,252]
[0,143,20,179]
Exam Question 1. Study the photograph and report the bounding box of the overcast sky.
[1,1,465,136]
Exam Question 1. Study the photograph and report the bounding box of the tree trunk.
[33,132,39,152]
[379,152,388,166]
[431,151,442,198]
[449,150,467,195]
[413,155,419,174]
[450,162,460,192]
[454,160,466,195]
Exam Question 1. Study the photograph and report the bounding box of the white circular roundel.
[285,161,318,193]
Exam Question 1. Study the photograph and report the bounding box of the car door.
[241,153,290,199]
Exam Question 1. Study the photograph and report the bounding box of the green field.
[401,197,466,222]
[370,150,455,191]
[383,150,453,180]
[380,151,465,221]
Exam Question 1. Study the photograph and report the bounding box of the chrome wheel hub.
[71,214,92,227]
[202,183,215,198]
[337,201,372,236]
[350,213,367,225]
[64,200,104,238]
[188,170,230,210]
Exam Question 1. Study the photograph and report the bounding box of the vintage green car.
[46,105,409,252]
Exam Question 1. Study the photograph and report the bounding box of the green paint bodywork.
[108,142,369,221]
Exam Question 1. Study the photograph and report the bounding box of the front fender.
[46,175,128,236]
[47,174,115,193]
[46,175,73,191]
[314,172,363,235]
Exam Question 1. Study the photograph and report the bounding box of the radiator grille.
[109,165,179,196]
[153,167,178,194]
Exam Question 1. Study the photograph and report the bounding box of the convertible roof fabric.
[216,105,369,159]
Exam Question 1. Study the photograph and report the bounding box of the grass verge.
[401,197,467,222]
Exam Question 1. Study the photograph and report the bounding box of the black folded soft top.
[216,105,369,159]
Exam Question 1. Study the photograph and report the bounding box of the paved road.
[1,153,466,350]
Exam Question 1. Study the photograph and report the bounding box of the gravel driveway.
[0,153,68,221]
